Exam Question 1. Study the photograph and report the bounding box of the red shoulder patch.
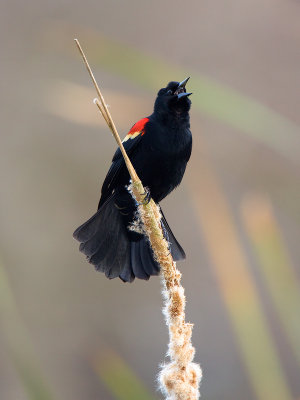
[123,117,149,142]
[128,117,149,135]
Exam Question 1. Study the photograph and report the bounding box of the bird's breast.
[132,126,191,202]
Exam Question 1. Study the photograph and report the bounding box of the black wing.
[98,132,143,209]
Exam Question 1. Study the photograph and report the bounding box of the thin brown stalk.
[75,38,201,399]
[74,39,109,125]
[74,39,138,181]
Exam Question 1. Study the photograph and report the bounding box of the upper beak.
[176,77,192,99]
[178,77,190,89]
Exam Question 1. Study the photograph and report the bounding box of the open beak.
[176,77,192,99]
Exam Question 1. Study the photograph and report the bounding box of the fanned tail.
[73,196,134,281]
[73,197,185,282]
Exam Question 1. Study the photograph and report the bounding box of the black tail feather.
[73,198,185,282]
[160,208,186,261]
[119,263,135,282]
[74,196,131,280]
[130,241,150,280]
[138,238,160,276]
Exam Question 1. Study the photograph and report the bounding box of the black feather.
[139,238,160,276]
[160,208,186,261]
[130,241,150,280]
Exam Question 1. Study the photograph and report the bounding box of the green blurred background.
[0,1,299,399]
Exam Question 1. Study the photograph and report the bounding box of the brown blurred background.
[0,1,299,399]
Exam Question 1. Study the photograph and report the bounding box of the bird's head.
[154,77,192,117]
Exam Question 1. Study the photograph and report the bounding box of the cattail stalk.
[75,38,202,399]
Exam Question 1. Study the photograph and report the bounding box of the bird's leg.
[139,187,151,205]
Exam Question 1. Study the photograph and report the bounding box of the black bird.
[73,78,192,282]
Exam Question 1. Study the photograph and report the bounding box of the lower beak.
[177,92,192,99]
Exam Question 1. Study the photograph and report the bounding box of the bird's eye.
[167,90,172,95]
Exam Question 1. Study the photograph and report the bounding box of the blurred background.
[0,0,299,399]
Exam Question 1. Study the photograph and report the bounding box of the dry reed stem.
[74,39,138,181]
[75,38,202,399]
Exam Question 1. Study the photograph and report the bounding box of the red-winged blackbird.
[73,78,192,282]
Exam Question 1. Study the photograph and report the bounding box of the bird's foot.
[139,187,151,205]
